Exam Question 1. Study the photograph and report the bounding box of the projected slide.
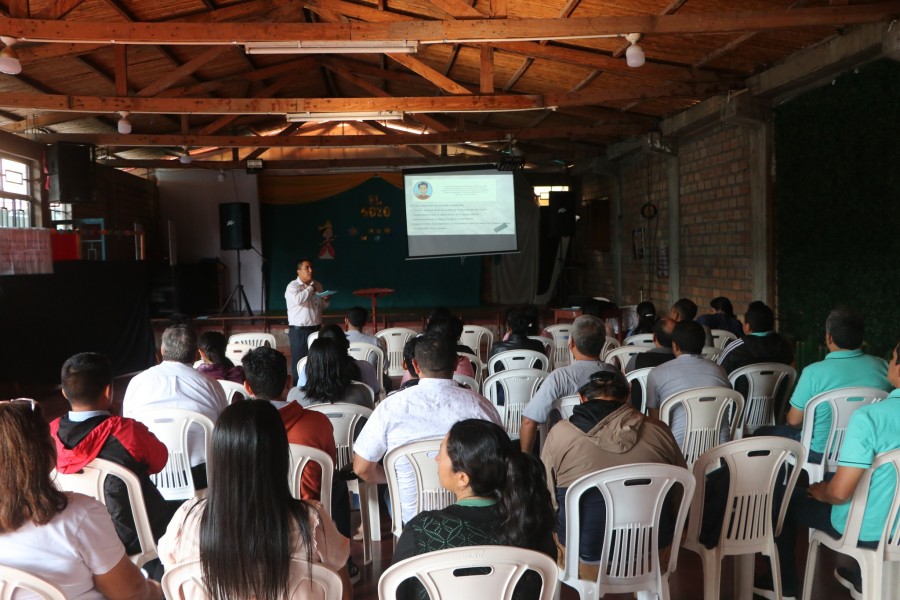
[404,167,517,258]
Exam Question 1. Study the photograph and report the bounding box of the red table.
[353,288,395,332]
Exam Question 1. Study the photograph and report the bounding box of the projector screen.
[403,165,518,259]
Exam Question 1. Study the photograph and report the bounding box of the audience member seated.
[501,303,551,342]
[580,298,618,338]
[289,338,374,409]
[717,301,794,375]
[159,401,350,600]
[490,306,547,359]
[696,296,744,339]
[426,308,476,355]
[645,320,731,447]
[754,341,900,600]
[626,300,657,337]
[541,371,685,578]
[297,323,382,397]
[670,297,714,346]
[624,317,676,373]
[393,419,556,600]
[123,324,227,490]
[756,307,891,463]
[389,336,422,396]
[353,334,502,525]
[345,305,391,390]
[50,352,175,578]
[519,315,616,453]
[196,331,244,383]
[0,399,161,600]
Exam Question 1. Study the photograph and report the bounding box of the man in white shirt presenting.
[285,258,326,384]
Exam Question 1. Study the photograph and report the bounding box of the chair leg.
[801,540,820,600]
[861,556,880,600]
[699,552,721,600]
[734,554,754,600]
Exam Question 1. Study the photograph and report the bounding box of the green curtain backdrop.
[260,175,482,311]
[774,58,900,358]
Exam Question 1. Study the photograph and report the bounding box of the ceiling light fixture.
[244,40,418,55]
[116,111,132,134]
[0,36,22,75]
[179,147,192,165]
[217,169,225,183]
[286,111,404,123]
[624,33,645,68]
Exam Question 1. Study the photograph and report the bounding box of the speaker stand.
[218,249,253,317]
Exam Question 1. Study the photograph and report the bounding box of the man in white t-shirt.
[286,258,327,384]
[352,333,502,524]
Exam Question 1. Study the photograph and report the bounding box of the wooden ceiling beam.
[32,0,87,20]
[4,5,898,44]
[424,0,485,19]
[99,154,504,169]
[386,53,474,94]
[136,46,230,97]
[198,74,295,135]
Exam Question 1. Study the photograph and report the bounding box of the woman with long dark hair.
[0,399,160,600]
[392,419,556,600]
[288,337,373,409]
[158,400,350,600]
[627,301,658,337]
[196,331,244,383]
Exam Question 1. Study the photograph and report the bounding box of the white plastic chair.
[710,329,737,350]
[727,362,797,437]
[458,352,484,383]
[224,342,249,366]
[307,402,380,562]
[287,443,333,516]
[379,545,559,600]
[227,332,276,349]
[802,448,900,600]
[799,386,889,483]
[452,373,480,393]
[544,324,572,369]
[349,380,375,405]
[305,330,320,349]
[376,327,418,378]
[481,368,547,438]
[52,458,158,567]
[296,356,307,382]
[658,386,744,470]
[624,333,655,346]
[528,335,553,357]
[604,346,649,371]
[132,408,214,501]
[0,565,65,600]
[348,341,385,381]
[384,438,454,539]
[217,379,247,405]
[551,394,580,421]
[559,463,695,600]
[600,335,620,361]
[162,558,342,600]
[683,437,806,600]
[487,349,550,375]
[700,345,721,361]
[626,367,654,415]
[459,325,494,362]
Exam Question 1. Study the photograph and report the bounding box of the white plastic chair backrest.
[52,458,158,567]
[227,332,276,349]
[710,329,737,350]
[458,352,484,383]
[305,330,320,349]
[799,386,889,483]
[306,403,372,470]
[459,325,494,362]
[544,325,572,368]
[132,408,214,501]
[624,333,655,346]
[452,373,480,393]
[701,346,721,361]
[659,386,745,469]
[348,341,385,378]
[727,363,797,436]
[603,346,648,371]
[552,394,581,421]
[384,437,454,539]
[162,559,342,600]
[686,438,805,553]
[217,379,247,405]
[224,342,249,366]
[560,463,695,599]
[626,367,654,415]
[349,380,375,405]
[379,545,559,600]
[288,443,333,515]
[600,336,620,361]
[482,368,547,437]
[375,328,418,378]
[296,357,307,381]
[0,565,66,600]
[487,349,550,375]
[528,335,553,356]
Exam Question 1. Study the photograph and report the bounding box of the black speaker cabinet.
[219,202,251,251]
[549,191,576,237]
[47,143,95,203]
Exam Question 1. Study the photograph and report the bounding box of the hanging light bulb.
[179,147,192,165]
[0,36,22,75]
[624,33,645,68]
[217,169,225,183]
[117,111,132,134]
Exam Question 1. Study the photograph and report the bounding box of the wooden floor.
[348,509,856,599]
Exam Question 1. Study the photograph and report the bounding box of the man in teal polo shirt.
[757,341,900,599]
[761,307,890,461]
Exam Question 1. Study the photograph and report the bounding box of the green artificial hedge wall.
[775,59,900,359]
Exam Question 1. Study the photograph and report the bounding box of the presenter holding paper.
[285,258,327,384]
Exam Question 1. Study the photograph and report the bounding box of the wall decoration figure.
[318,219,336,259]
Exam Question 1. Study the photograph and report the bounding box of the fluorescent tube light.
[245,40,418,55]
[286,111,404,123]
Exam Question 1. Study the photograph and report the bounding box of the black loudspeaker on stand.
[218,203,253,317]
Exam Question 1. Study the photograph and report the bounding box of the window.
[0,157,32,228]
[533,185,569,207]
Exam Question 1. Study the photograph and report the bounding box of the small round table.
[352,288,395,332]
